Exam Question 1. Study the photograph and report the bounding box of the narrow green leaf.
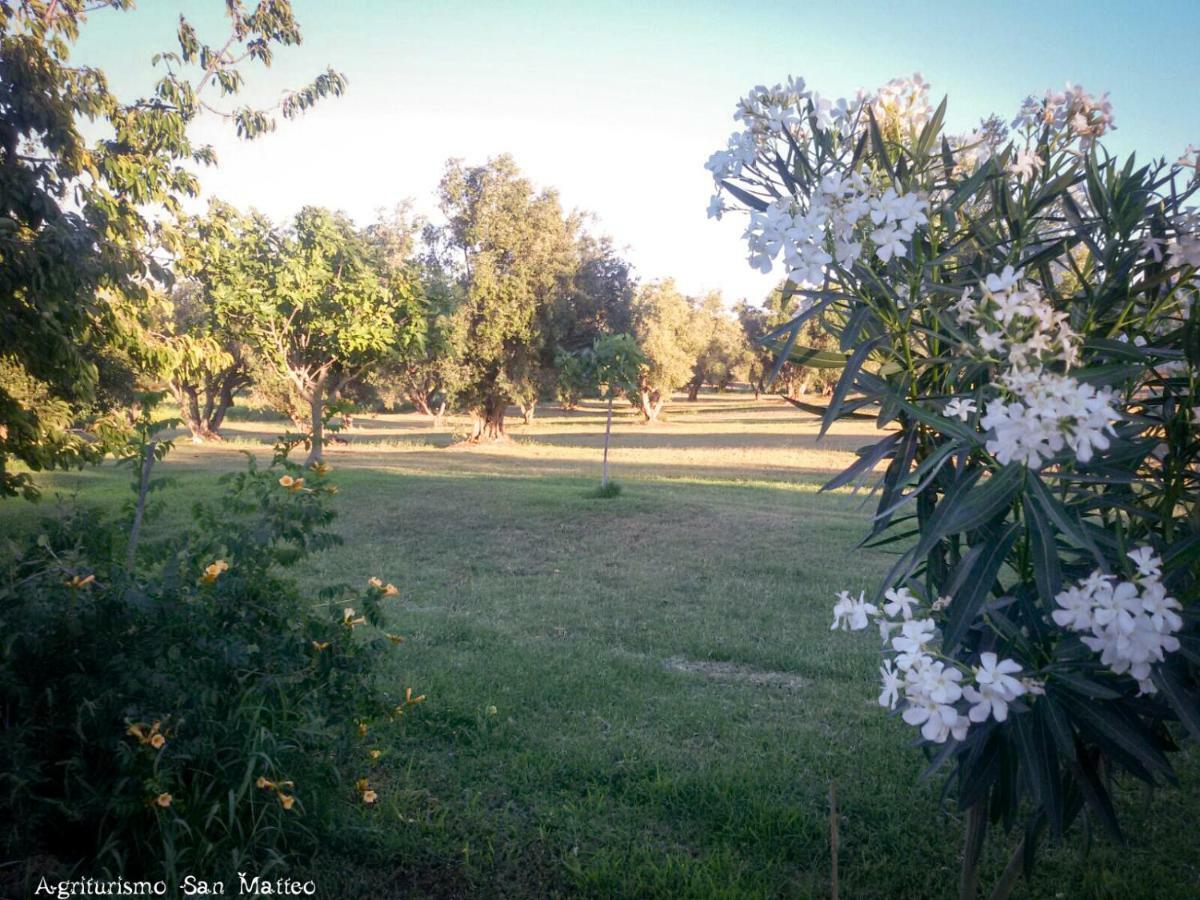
[942,522,1019,650]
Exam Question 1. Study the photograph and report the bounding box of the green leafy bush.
[0,440,416,894]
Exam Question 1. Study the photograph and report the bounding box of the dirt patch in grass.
[663,656,806,689]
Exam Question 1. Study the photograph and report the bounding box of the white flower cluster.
[981,370,1118,467]
[1052,548,1183,695]
[706,73,931,232]
[953,265,1080,369]
[832,588,1031,744]
[953,265,1118,468]
[870,74,933,137]
[1012,83,1115,148]
[1166,211,1200,270]
[742,178,928,285]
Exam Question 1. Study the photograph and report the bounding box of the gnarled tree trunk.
[639,385,664,422]
[469,394,508,442]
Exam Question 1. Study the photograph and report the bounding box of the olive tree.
[437,155,578,440]
[685,293,753,400]
[630,280,700,421]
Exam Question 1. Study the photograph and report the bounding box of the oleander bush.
[708,74,1199,895]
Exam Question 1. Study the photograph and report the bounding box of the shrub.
[589,481,623,499]
[709,74,1198,895]
[0,436,418,895]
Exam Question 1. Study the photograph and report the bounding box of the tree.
[684,293,752,400]
[630,280,699,421]
[734,300,773,398]
[581,334,643,489]
[437,155,578,441]
[197,203,420,464]
[157,201,267,440]
[735,287,840,401]
[0,0,345,497]
[161,283,252,441]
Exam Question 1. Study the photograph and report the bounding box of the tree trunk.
[303,373,327,466]
[410,393,434,417]
[469,394,507,442]
[206,375,240,436]
[601,395,613,488]
[686,373,703,402]
[173,383,216,442]
[639,387,663,423]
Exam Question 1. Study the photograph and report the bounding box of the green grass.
[3,394,1197,898]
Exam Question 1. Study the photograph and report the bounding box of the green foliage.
[686,293,752,398]
[583,333,645,400]
[0,0,345,498]
[165,201,422,460]
[550,233,636,351]
[0,438,411,893]
[630,280,699,419]
[588,480,623,499]
[436,155,579,438]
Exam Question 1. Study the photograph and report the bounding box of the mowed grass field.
[3,394,1198,898]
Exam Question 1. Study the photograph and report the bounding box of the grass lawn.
[3,394,1197,898]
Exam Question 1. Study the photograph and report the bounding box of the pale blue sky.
[75,0,1199,305]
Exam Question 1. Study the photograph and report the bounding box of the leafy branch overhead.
[0,0,346,496]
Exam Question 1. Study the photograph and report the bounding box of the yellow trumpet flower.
[278,793,296,810]
[368,577,383,589]
[342,607,366,628]
[200,560,229,584]
[385,634,404,644]
[368,749,382,760]
[278,475,305,491]
[127,720,168,749]
[310,461,332,475]
[382,583,399,597]
[312,640,331,652]
[362,790,378,804]
[155,793,173,808]
[64,574,95,589]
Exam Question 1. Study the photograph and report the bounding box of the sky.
[73,0,1200,307]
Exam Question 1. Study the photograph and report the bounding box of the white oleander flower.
[878,661,901,710]
[1053,550,1182,694]
[831,589,878,631]
[882,586,920,620]
[943,397,977,421]
[1008,148,1043,181]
